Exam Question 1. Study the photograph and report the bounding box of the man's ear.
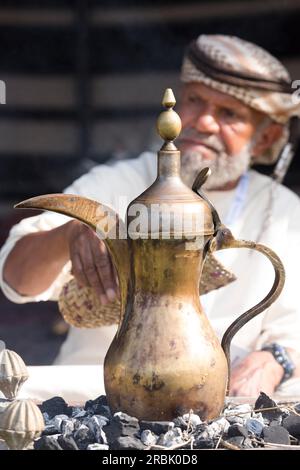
[252,122,284,158]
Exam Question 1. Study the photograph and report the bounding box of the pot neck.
[157,142,181,179]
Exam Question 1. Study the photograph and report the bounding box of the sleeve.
[0,162,118,304]
[254,196,300,354]
[0,211,72,303]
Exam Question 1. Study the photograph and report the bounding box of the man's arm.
[229,347,300,397]
[3,222,72,297]
[3,220,118,304]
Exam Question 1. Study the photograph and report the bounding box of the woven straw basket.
[58,253,236,329]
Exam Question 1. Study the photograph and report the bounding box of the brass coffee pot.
[16,89,285,421]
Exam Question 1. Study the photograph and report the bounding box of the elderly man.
[1,34,300,398]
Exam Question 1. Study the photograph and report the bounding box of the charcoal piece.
[84,395,111,418]
[225,436,245,448]
[103,412,140,449]
[113,412,139,425]
[282,415,300,439]
[156,428,184,447]
[254,392,282,421]
[245,418,264,437]
[140,429,158,446]
[34,435,63,450]
[73,425,95,450]
[227,424,248,439]
[113,436,146,450]
[84,395,108,408]
[173,416,188,430]
[262,426,290,445]
[72,408,87,419]
[269,417,282,426]
[43,424,58,436]
[84,415,108,442]
[140,421,174,435]
[53,414,70,433]
[61,418,77,435]
[243,437,254,448]
[87,443,109,450]
[194,437,215,449]
[39,396,72,419]
[57,434,79,450]
[226,415,244,426]
[182,413,202,427]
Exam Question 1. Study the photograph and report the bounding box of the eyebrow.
[186,88,249,112]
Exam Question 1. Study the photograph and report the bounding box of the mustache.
[178,128,226,153]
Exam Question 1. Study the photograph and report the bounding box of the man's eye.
[220,108,238,119]
[187,95,201,104]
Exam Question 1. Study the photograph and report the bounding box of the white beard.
[180,145,252,190]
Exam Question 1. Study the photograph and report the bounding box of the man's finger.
[91,239,117,302]
[112,261,121,298]
[71,252,89,288]
[80,242,108,304]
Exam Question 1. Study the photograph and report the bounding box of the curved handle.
[208,225,285,393]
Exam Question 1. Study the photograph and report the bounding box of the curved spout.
[15,194,124,236]
[15,194,131,328]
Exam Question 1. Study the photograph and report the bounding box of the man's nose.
[194,109,220,134]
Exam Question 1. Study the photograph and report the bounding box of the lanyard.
[201,172,250,315]
[224,172,249,227]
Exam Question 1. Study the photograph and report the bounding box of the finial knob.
[157,88,182,142]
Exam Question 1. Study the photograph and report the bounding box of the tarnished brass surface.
[156,91,181,142]
[57,252,236,329]
[104,237,228,420]
[15,89,286,421]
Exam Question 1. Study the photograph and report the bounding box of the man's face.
[177,82,265,189]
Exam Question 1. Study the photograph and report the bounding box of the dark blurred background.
[1,0,300,364]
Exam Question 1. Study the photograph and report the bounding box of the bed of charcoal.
[30,392,300,450]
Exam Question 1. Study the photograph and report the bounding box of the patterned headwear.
[181,34,300,164]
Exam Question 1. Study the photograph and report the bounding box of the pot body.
[104,238,228,421]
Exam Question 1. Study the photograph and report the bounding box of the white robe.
[1,151,300,397]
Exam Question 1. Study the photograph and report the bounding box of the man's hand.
[67,220,119,305]
[229,351,284,397]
